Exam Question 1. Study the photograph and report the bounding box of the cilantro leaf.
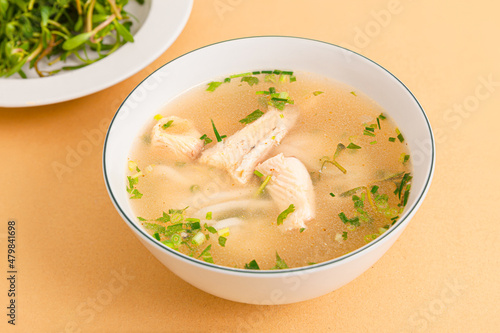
[239,109,264,124]
[277,204,295,225]
[244,259,260,270]
[271,252,289,270]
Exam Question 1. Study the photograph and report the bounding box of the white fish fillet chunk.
[256,153,316,230]
[199,106,298,184]
[151,116,203,160]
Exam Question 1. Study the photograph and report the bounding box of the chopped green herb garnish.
[218,236,227,247]
[252,71,261,75]
[350,91,357,96]
[394,173,412,199]
[277,204,295,226]
[185,218,200,223]
[241,76,259,86]
[143,223,166,235]
[200,134,213,145]
[127,176,139,193]
[255,175,272,197]
[365,127,375,132]
[204,223,217,234]
[299,228,305,233]
[313,91,324,96]
[290,76,297,83]
[370,141,377,145]
[371,185,379,194]
[206,212,212,220]
[340,186,364,197]
[389,137,396,142]
[224,77,231,83]
[395,128,404,142]
[198,245,214,263]
[153,232,161,241]
[190,185,200,193]
[210,119,223,142]
[254,170,264,178]
[271,252,289,270]
[342,231,348,241]
[347,143,361,149]
[261,70,273,74]
[229,72,252,78]
[206,81,223,92]
[377,118,381,129]
[378,113,386,120]
[308,262,316,265]
[239,109,264,124]
[329,193,335,197]
[130,189,143,199]
[338,212,360,226]
[166,223,184,235]
[244,259,260,270]
[363,130,376,137]
[281,71,293,75]
[154,114,163,121]
[137,217,147,221]
[273,69,282,75]
[162,120,174,129]
[175,161,186,167]
[156,212,171,223]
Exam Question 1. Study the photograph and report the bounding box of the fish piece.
[199,106,298,184]
[151,116,203,160]
[256,153,315,230]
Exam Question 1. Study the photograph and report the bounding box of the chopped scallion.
[162,120,173,129]
[299,228,305,233]
[347,143,361,149]
[153,232,161,241]
[206,81,222,92]
[211,119,223,142]
[313,91,324,96]
[192,231,206,245]
[329,192,335,197]
[254,170,264,178]
[154,114,163,121]
[205,212,212,220]
[389,137,396,142]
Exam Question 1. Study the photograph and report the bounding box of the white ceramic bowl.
[103,37,435,305]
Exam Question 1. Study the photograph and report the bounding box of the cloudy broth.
[127,71,412,270]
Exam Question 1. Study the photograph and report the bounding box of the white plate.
[0,0,193,108]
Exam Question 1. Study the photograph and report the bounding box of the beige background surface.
[1,0,499,332]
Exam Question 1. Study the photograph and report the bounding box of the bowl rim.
[103,35,435,275]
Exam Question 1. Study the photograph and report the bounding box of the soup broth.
[127,71,412,270]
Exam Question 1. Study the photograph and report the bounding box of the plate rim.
[0,0,193,108]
